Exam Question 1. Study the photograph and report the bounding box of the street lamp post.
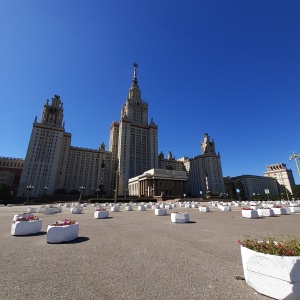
[44,186,48,195]
[289,152,300,176]
[79,185,85,203]
[125,189,128,199]
[26,185,34,204]
[199,190,203,201]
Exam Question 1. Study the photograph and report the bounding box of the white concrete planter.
[125,205,133,211]
[111,206,120,212]
[154,208,166,216]
[219,206,231,211]
[138,205,146,211]
[289,203,298,207]
[290,207,300,213]
[171,212,189,223]
[71,207,82,214]
[285,207,292,214]
[7,204,13,207]
[250,205,258,210]
[152,205,159,210]
[11,219,42,236]
[273,208,287,215]
[241,209,258,219]
[192,204,198,208]
[257,208,274,217]
[165,204,172,209]
[94,210,109,219]
[27,207,37,213]
[64,203,71,208]
[44,207,62,215]
[185,204,191,208]
[235,202,241,207]
[241,245,300,299]
[47,222,79,243]
[199,206,210,212]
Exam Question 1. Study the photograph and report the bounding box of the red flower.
[277,243,283,249]
[238,240,241,245]
[285,250,292,255]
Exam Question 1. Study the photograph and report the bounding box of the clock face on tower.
[49,107,57,114]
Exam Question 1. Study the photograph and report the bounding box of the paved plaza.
[1,201,299,300]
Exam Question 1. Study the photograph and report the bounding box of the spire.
[127,62,141,101]
[133,62,138,84]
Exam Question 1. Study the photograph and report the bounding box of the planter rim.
[240,245,300,259]
[48,222,78,228]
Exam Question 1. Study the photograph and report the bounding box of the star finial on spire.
[133,62,138,84]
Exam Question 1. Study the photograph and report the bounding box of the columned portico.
[128,169,188,198]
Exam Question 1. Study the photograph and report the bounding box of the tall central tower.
[109,64,158,195]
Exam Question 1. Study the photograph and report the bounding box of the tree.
[54,188,68,195]
[292,185,300,199]
[69,189,80,195]
[235,181,245,200]
[0,183,12,202]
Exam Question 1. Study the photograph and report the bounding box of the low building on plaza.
[128,168,188,199]
[226,174,279,200]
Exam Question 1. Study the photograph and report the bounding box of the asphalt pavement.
[0,202,299,300]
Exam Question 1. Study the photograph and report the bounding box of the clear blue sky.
[1,0,300,183]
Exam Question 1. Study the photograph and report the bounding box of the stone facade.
[264,163,295,194]
[109,64,158,195]
[229,174,279,200]
[128,168,188,197]
[0,157,24,194]
[17,95,111,197]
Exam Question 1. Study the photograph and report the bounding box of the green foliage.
[54,188,68,195]
[209,191,219,197]
[239,236,300,256]
[292,185,300,199]
[69,189,80,195]
[0,183,12,201]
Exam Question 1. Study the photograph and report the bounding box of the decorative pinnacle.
[133,62,138,84]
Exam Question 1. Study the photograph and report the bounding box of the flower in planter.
[274,205,282,208]
[14,216,40,223]
[51,219,76,226]
[238,236,300,256]
[241,207,253,210]
[173,211,187,214]
[95,208,106,211]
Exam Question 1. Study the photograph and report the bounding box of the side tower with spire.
[17,95,72,197]
[109,63,158,195]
